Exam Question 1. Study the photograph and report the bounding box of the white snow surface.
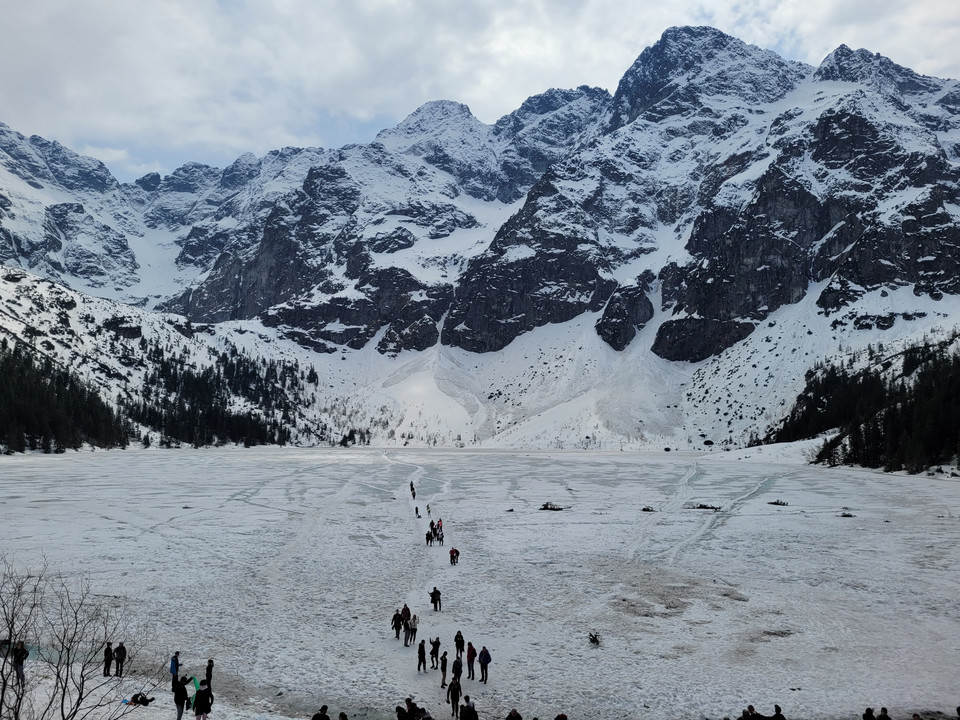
[2,447,958,720]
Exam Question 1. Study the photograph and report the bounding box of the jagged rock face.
[441,174,620,353]
[595,277,655,351]
[651,318,755,362]
[1,27,959,363]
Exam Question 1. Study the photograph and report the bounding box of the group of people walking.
[169,650,215,720]
[383,480,500,720]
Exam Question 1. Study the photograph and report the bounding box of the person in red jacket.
[465,642,476,680]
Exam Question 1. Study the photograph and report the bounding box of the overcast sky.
[2,0,958,182]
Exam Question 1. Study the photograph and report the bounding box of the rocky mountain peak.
[605,25,808,132]
[815,44,945,99]
[375,100,484,150]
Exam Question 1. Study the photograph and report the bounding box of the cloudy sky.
[2,0,958,182]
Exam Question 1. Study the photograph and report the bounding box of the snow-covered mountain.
[1,26,959,450]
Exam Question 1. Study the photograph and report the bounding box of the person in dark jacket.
[440,651,448,687]
[454,631,465,658]
[205,659,214,688]
[12,641,28,684]
[429,587,442,611]
[104,642,114,677]
[173,675,194,720]
[392,609,404,640]
[193,678,213,719]
[113,642,127,677]
[429,637,441,668]
[128,693,155,706]
[445,677,462,717]
[451,655,463,682]
[417,639,428,673]
[477,646,491,683]
[312,704,330,720]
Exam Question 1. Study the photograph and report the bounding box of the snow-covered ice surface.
[1,446,958,720]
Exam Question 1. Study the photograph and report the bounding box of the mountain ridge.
[1,26,959,451]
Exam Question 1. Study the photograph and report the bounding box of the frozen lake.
[1,446,958,720]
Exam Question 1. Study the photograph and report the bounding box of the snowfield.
[1,446,958,720]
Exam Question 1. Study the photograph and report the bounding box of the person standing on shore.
[205,659,214,688]
[439,651,448,687]
[173,675,193,720]
[454,631,464,659]
[169,651,180,688]
[13,641,28,684]
[113,642,127,677]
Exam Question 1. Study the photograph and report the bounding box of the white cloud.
[0,0,957,181]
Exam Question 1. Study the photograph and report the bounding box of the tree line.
[768,337,960,472]
[0,335,325,453]
[0,339,130,453]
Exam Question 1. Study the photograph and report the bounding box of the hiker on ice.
[440,650,448,686]
[465,642,476,679]
[104,642,113,677]
[417,639,428,673]
[446,676,462,717]
[451,654,463,682]
[409,613,420,644]
[477,646,491,683]
[429,637,441,668]
[430,586,442,611]
[449,548,460,565]
[454,630,465,658]
[392,608,404,639]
